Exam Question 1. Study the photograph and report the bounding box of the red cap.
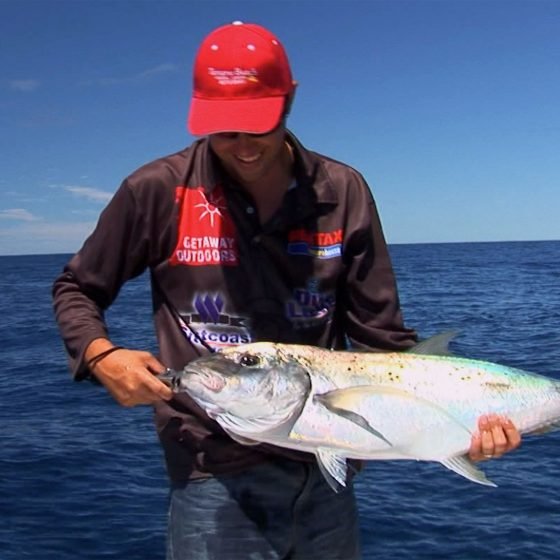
[188,21,295,136]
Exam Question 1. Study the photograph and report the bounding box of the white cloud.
[64,186,113,203]
[138,63,178,78]
[81,63,179,86]
[0,220,97,256]
[71,209,101,216]
[9,79,40,92]
[0,208,41,222]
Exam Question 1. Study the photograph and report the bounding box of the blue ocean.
[1,240,560,560]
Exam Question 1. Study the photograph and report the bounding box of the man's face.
[208,123,287,188]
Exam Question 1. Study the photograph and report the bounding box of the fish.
[159,333,560,491]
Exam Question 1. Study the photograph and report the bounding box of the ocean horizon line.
[0,238,558,259]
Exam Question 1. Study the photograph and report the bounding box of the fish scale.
[311,350,559,431]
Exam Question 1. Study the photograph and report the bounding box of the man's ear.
[284,84,297,117]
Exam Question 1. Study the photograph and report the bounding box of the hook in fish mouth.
[158,368,182,391]
[158,367,226,393]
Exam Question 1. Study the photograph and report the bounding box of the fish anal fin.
[441,456,497,487]
[527,420,560,436]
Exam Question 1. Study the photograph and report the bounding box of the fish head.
[169,343,312,435]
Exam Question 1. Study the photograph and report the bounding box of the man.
[53,21,521,560]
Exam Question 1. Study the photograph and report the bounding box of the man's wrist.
[84,338,119,375]
[87,346,124,370]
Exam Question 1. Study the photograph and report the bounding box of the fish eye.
[239,353,261,367]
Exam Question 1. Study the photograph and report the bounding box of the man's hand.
[469,414,521,461]
[86,339,173,407]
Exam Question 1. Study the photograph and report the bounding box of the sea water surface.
[1,241,560,559]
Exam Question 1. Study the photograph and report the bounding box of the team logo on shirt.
[190,293,245,327]
[285,280,336,329]
[287,228,343,259]
[178,293,252,349]
[170,185,239,266]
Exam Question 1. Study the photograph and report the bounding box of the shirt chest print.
[170,185,239,266]
[287,228,343,259]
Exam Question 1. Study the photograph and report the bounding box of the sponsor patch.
[170,185,238,266]
[178,293,252,349]
[287,228,343,259]
[285,280,336,329]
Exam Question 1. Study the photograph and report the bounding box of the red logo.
[287,228,343,259]
[170,185,238,266]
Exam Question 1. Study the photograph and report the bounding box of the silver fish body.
[160,335,560,491]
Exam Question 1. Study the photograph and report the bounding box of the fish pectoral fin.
[440,456,497,487]
[222,427,261,446]
[407,331,457,356]
[317,385,474,459]
[316,448,348,493]
[314,390,392,447]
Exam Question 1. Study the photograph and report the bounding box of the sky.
[1,0,558,255]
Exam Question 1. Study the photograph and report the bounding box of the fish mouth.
[159,367,226,393]
[179,367,226,393]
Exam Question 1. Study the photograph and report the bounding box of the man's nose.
[234,133,258,151]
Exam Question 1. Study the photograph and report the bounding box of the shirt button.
[246,207,255,214]
[252,235,261,245]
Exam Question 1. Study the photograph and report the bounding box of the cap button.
[232,20,244,26]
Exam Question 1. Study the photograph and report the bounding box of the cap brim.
[188,96,285,136]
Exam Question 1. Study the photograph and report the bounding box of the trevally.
[159,334,560,491]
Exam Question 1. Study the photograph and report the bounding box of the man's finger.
[478,415,496,458]
[501,416,522,449]
[147,375,174,401]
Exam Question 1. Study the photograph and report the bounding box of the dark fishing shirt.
[52,131,417,483]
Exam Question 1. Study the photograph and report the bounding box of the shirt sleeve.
[341,172,417,351]
[52,180,152,379]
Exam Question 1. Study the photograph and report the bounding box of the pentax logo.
[170,185,239,266]
[287,228,343,259]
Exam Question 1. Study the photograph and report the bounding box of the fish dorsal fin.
[316,448,348,492]
[408,331,457,356]
[440,456,497,487]
[314,391,392,446]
